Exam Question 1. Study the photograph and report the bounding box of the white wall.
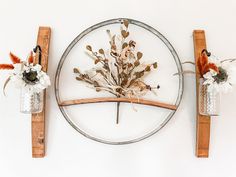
[0,0,236,177]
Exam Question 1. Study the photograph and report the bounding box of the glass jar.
[20,87,44,114]
[198,78,220,116]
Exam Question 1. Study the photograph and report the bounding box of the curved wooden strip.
[59,97,177,110]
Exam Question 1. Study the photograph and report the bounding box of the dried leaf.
[121,30,129,38]
[129,40,136,48]
[146,85,151,90]
[95,59,100,64]
[104,59,109,63]
[134,71,144,78]
[73,68,80,73]
[111,44,117,51]
[121,78,128,86]
[134,60,140,66]
[145,66,151,72]
[153,62,158,68]
[122,43,128,49]
[123,20,129,28]
[86,45,92,51]
[76,77,82,81]
[94,81,99,87]
[128,63,133,68]
[137,52,143,60]
[99,49,104,54]
[96,70,106,78]
[116,88,122,94]
[111,35,116,44]
[96,88,101,92]
[111,51,118,57]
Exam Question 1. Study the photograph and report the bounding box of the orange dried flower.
[0,64,14,70]
[28,51,34,63]
[197,51,219,77]
[9,52,21,64]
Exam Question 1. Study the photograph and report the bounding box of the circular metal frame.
[55,18,184,145]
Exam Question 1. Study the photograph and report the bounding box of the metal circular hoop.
[55,18,184,145]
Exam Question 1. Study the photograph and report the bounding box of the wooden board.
[59,97,177,110]
[31,27,51,158]
[193,30,211,158]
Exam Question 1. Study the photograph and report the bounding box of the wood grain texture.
[31,27,51,158]
[59,97,177,110]
[193,30,211,158]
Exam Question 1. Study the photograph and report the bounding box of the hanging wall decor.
[55,18,184,145]
[191,30,236,157]
[0,46,50,113]
[0,27,51,157]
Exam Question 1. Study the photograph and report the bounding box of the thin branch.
[220,58,236,63]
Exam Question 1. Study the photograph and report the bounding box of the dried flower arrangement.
[73,20,159,124]
[0,46,51,95]
[177,49,236,116]
[197,50,236,93]
[177,49,236,93]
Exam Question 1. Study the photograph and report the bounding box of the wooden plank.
[193,30,211,158]
[59,97,177,110]
[31,27,51,158]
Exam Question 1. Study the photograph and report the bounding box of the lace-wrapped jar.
[198,78,220,116]
[20,87,44,114]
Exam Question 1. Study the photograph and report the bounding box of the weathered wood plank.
[193,30,211,158]
[31,27,51,158]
